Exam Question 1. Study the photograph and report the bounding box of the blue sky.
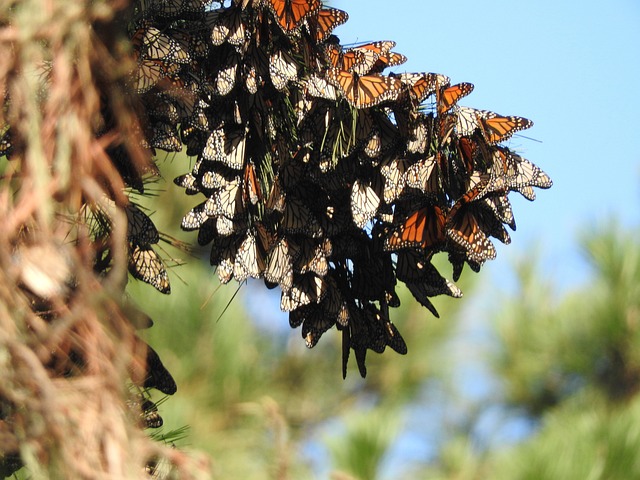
[332,0,640,291]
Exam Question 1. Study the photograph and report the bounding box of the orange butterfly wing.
[327,69,402,109]
[480,115,533,144]
[437,82,474,115]
[269,0,321,32]
[385,205,446,251]
[310,8,348,43]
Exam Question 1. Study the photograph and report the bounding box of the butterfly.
[405,156,439,195]
[125,204,159,245]
[232,232,266,282]
[282,196,323,237]
[132,26,190,64]
[326,69,402,109]
[384,204,446,251]
[269,48,299,91]
[280,272,327,311]
[214,50,239,96]
[243,160,261,205]
[208,8,247,47]
[379,156,409,203]
[181,202,208,231]
[326,41,395,76]
[497,147,553,191]
[268,0,321,33]
[445,202,497,264]
[150,122,182,151]
[128,244,170,294]
[350,179,382,228]
[265,237,294,292]
[307,8,348,43]
[405,275,462,318]
[204,178,244,219]
[293,237,332,277]
[201,125,246,170]
[133,59,179,94]
[395,72,450,104]
[436,82,474,115]
[455,107,533,144]
[369,51,407,74]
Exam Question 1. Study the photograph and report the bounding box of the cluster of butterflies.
[124,0,551,377]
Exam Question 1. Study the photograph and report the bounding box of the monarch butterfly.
[482,193,515,230]
[143,343,177,395]
[384,204,446,251]
[280,272,327,311]
[208,8,247,47]
[201,126,246,170]
[307,7,348,43]
[265,237,294,292]
[326,69,403,109]
[216,214,248,237]
[405,276,462,318]
[125,204,159,245]
[232,232,266,282]
[181,202,208,231]
[197,218,217,246]
[128,243,170,294]
[436,82,474,115]
[455,107,533,144]
[446,203,497,264]
[150,122,182,152]
[395,72,450,104]
[326,40,395,76]
[134,59,178,94]
[370,51,407,74]
[405,156,439,194]
[269,48,299,91]
[200,169,239,191]
[498,147,553,191]
[363,114,399,158]
[243,160,261,205]
[214,50,239,96]
[282,196,323,237]
[268,0,321,33]
[293,237,332,276]
[303,74,338,100]
[299,304,336,348]
[380,156,408,203]
[351,179,382,228]
[132,26,191,64]
[211,234,243,284]
[395,249,438,282]
[205,178,244,219]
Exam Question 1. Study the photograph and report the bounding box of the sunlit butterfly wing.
[326,69,402,109]
[384,204,446,252]
[269,48,299,91]
[280,272,327,311]
[307,7,348,43]
[233,232,265,282]
[351,179,382,228]
[268,0,321,33]
[446,206,497,264]
[129,244,170,294]
[436,82,474,115]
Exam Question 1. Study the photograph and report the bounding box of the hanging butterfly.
[280,272,327,311]
[351,178,382,228]
[269,48,299,91]
[268,0,321,33]
[384,203,446,252]
[214,50,240,96]
[208,7,248,47]
[131,26,191,64]
[281,196,323,237]
[232,232,266,282]
[265,237,294,292]
[128,243,170,294]
[445,202,497,264]
[306,7,348,43]
[326,69,402,109]
[125,204,159,245]
[326,40,395,76]
[369,51,407,74]
[436,82,474,115]
[455,106,533,144]
[395,72,450,104]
